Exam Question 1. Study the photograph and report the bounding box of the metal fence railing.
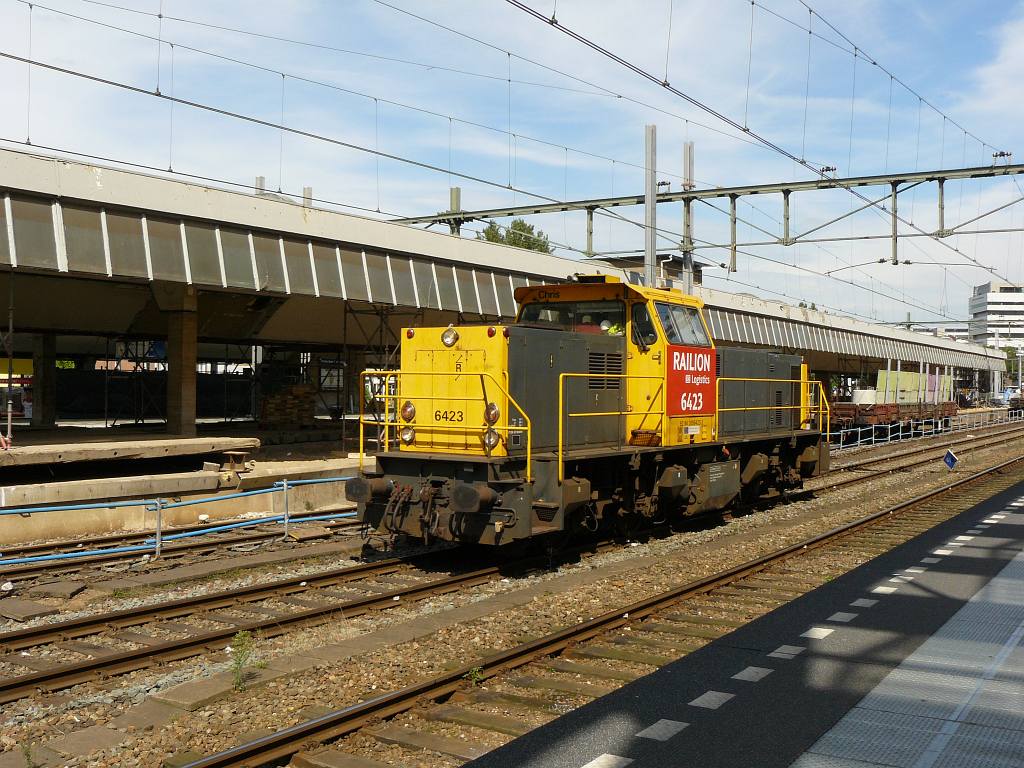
[830,408,1024,453]
[0,476,354,568]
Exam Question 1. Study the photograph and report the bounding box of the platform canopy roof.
[0,147,1004,372]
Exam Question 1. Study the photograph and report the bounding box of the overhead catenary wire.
[764,0,1000,152]
[502,0,1011,283]
[13,0,701,188]
[21,0,1011,317]
[0,50,693,263]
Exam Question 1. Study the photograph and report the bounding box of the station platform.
[468,483,1024,768]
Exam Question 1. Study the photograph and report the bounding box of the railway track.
[3,423,1021,712]
[176,453,1024,768]
[819,419,1024,491]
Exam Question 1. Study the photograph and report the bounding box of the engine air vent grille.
[775,390,784,426]
[588,352,623,390]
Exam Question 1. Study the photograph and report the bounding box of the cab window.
[517,300,626,335]
[631,303,659,346]
[655,302,710,347]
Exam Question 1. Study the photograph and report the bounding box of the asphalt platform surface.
[467,480,1024,768]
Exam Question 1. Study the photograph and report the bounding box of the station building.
[0,147,1006,441]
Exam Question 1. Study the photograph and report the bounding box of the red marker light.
[406,328,415,339]
[487,326,496,337]
[502,327,510,338]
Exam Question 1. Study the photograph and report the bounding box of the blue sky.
[1,0,1022,327]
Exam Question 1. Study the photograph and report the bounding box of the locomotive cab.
[348,275,829,546]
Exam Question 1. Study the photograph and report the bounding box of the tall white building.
[969,282,1024,348]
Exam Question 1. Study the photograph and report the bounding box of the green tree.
[477,218,553,253]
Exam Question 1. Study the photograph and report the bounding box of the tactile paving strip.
[793,546,1024,768]
[931,722,1024,768]
[806,710,945,767]
[856,668,977,720]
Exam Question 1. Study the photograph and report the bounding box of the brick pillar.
[31,333,57,428]
[166,310,198,437]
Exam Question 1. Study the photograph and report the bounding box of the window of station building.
[252,233,287,292]
[518,299,626,335]
[494,273,515,317]
[655,302,711,347]
[183,221,223,286]
[389,256,416,307]
[412,259,439,309]
[435,265,459,311]
[282,238,315,295]
[364,250,393,304]
[339,248,368,301]
[105,210,148,278]
[62,204,106,275]
[311,243,342,298]
[455,267,478,314]
[146,217,187,282]
[220,227,255,289]
[475,270,498,316]
[10,196,57,270]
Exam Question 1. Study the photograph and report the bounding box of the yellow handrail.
[715,377,831,443]
[358,370,532,481]
[558,372,666,483]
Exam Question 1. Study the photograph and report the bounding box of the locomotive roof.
[513,274,704,308]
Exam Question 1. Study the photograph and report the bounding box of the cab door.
[625,301,666,446]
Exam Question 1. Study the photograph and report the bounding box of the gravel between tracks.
[3,434,1024,767]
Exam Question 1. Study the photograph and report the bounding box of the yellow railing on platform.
[557,372,666,483]
[358,370,532,481]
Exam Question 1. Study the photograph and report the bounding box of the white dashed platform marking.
[873,586,898,594]
[955,536,975,541]
[905,567,926,573]
[581,754,633,768]
[851,598,878,608]
[732,666,774,682]
[769,644,805,659]
[688,691,735,709]
[889,576,912,583]
[934,549,954,555]
[635,719,688,741]
[921,557,941,564]
[827,612,858,623]
[802,627,835,639]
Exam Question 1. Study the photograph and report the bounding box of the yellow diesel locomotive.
[346,275,830,547]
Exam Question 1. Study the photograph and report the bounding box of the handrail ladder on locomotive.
[347,275,831,547]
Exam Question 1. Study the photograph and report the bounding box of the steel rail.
[819,427,1024,492]
[831,419,1024,473]
[0,559,505,705]
[180,453,1024,768]
[0,555,421,653]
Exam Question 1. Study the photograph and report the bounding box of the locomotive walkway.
[465,480,1024,768]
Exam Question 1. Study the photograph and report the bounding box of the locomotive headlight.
[400,426,416,444]
[441,328,459,347]
[483,429,500,449]
[484,402,500,424]
[400,401,416,422]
